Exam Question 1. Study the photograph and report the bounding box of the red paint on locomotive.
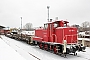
[33,20,77,44]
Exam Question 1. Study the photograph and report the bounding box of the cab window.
[54,23,59,28]
[44,24,48,29]
[64,23,67,27]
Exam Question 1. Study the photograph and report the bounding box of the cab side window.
[44,24,48,29]
[54,23,59,28]
[64,24,67,27]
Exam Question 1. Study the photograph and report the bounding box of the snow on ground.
[0,36,26,60]
[1,35,90,60]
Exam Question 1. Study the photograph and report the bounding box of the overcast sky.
[0,0,90,28]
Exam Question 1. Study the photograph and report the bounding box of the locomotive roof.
[53,20,69,23]
[44,20,69,24]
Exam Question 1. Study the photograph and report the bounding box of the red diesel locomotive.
[5,19,86,57]
[32,20,85,57]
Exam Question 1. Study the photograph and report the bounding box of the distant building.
[71,24,80,28]
[78,27,90,32]
[71,24,80,32]
[0,25,9,35]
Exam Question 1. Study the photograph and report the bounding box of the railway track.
[2,37,40,60]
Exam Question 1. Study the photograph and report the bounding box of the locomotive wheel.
[42,43,44,50]
[50,45,54,53]
[44,44,48,50]
[47,44,50,51]
[39,43,42,49]
[54,46,57,54]
[46,44,49,51]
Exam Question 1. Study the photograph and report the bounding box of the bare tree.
[81,21,90,31]
[81,21,90,28]
[23,23,33,31]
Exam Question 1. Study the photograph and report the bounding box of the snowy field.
[0,36,26,60]
[1,35,90,60]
